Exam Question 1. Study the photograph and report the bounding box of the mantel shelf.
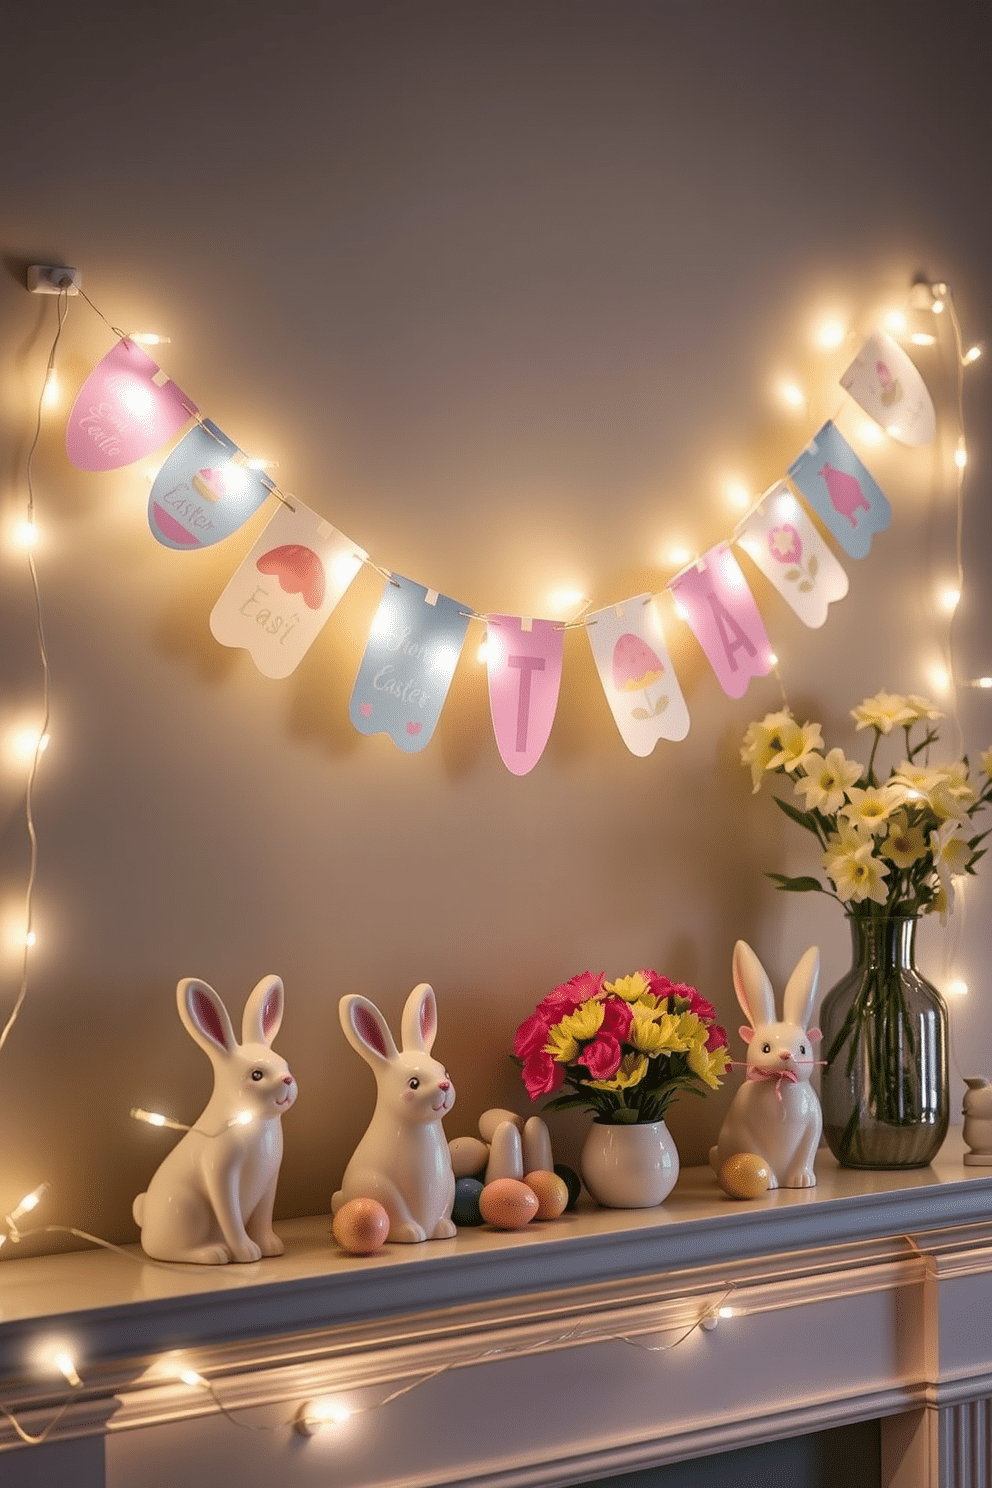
[2,1130,989,1381]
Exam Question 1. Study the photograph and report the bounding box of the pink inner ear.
[739,1024,755,1044]
[193,989,228,1049]
[353,1005,389,1057]
[809,1027,822,1043]
[261,988,281,1040]
[420,994,435,1044]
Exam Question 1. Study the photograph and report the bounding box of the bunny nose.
[439,1080,450,1091]
[778,1051,791,1061]
[283,1075,294,1085]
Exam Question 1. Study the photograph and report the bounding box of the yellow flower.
[545,998,603,1063]
[981,747,992,779]
[881,816,928,870]
[793,748,862,814]
[823,834,890,904]
[604,972,653,1003]
[740,710,799,792]
[839,783,905,836]
[688,1041,732,1089]
[585,1051,649,1091]
[851,692,917,734]
[628,1006,696,1056]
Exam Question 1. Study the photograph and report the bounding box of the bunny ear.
[178,978,237,1058]
[783,946,820,1029]
[731,941,776,1028]
[401,983,437,1054]
[340,995,398,1068]
[243,975,284,1047]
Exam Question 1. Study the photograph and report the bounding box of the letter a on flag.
[485,616,564,775]
[669,545,773,698]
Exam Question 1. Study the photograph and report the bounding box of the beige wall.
[1,0,991,1255]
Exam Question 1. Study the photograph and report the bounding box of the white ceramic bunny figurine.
[334,982,456,1243]
[710,941,822,1189]
[133,975,297,1263]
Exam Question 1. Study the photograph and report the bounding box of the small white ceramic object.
[962,1077,992,1165]
[522,1115,554,1174]
[485,1119,524,1183]
[580,1119,680,1208]
[133,975,296,1264]
[709,941,822,1190]
[334,983,456,1243]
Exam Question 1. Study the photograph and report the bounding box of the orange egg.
[523,1170,569,1220]
[479,1178,540,1229]
[719,1152,772,1200]
[332,1197,391,1254]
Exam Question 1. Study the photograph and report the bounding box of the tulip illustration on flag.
[585,595,689,755]
[735,482,849,627]
[669,545,774,698]
[840,329,936,446]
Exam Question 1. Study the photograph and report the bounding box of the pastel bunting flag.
[147,420,275,549]
[839,329,936,446]
[485,616,564,775]
[66,338,197,471]
[735,481,849,628]
[209,500,367,678]
[670,545,774,699]
[349,576,470,752]
[787,422,891,560]
[585,595,689,755]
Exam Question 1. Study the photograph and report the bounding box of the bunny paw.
[786,1168,816,1188]
[431,1218,457,1239]
[390,1220,428,1243]
[230,1238,264,1263]
[254,1231,284,1257]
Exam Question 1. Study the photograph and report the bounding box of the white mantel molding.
[1,1134,992,1488]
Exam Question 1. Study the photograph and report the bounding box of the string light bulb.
[130,333,171,346]
[295,1399,354,1436]
[54,1352,82,1390]
[813,317,846,350]
[947,979,969,997]
[14,519,38,548]
[954,438,967,470]
[777,380,806,410]
[939,586,961,614]
[41,369,60,408]
[963,345,982,365]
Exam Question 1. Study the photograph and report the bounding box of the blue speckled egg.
[452,1176,485,1226]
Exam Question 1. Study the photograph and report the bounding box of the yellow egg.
[719,1152,772,1200]
[479,1177,539,1229]
[523,1170,569,1220]
[332,1197,391,1254]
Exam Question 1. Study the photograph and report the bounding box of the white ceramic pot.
[579,1119,679,1208]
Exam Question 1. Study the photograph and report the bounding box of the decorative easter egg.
[452,1177,485,1226]
[554,1163,582,1210]
[478,1178,539,1230]
[449,1136,490,1178]
[332,1197,390,1254]
[478,1108,525,1143]
[719,1152,772,1201]
[523,1170,569,1220]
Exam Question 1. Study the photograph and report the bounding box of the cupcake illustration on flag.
[611,633,669,719]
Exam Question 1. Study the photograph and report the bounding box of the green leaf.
[766,872,826,893]
[772,796,821,833]
[784,568,801,582]
[631,706,650,719]
[807,554,819,578]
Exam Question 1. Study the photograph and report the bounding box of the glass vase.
[819,914,949,1168]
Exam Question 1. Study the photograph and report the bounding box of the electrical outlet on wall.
[27,264,81,295]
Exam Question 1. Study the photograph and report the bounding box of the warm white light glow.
[963,345,982,365]
[130,333,171,346]
[856,419,884,447]
[667,546,692,568]
[928,665,951,694]
[939,586,961,614]
[767,652,778,668]
[55,1352,82,1389]
[297,1398,355,1435]
[230,1111,253,1128]
[179,1368,208,1389]
[671,599,689,623]
[8,1183,50,1224]
[546,587,586,615]
[909,332,937,347]
[131,1107,188,1132]
[932,298,945,315]
[884,310,907,334]
[24,930,36,948]
[954,439,968,470]
[717,1306,735,1319]
[8,727,50,764]
[246,457,277,470]
[813,317,846,350]
[41,370,60,408]
[975,677,992,690]
[947,979,969,998]
[723,479,750,512]
[14,519,38,548]
[476,640,489,664]
[777,380,806,410]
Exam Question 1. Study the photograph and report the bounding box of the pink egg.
[479,1178,539,1229]
[332,1198,391,1254]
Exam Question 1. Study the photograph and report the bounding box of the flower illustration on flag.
[611,634,669,720]
[767,523,818,593]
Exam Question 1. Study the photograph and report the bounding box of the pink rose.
[577,1034,622,1081]
[521,1050,566,1100]
[599,995,634,1041]
[514,1010,552,1060]
[541,971,605,1019]
[705,1023,729,1052]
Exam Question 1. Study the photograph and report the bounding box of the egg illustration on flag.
[256,544,326,610]
[148,420,273,550]
[611,634,669,720]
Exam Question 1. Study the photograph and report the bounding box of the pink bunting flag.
[585,595,689,755]
[485,616,564,775]
[669,545,774,698]
[66,338,197,470]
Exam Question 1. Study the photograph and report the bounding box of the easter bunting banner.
[62,320,940,771]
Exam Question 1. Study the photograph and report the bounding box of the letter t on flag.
[669,544,774,698]
[485,616,564,774]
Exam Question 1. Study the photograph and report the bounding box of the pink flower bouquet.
[514,970,731,1125]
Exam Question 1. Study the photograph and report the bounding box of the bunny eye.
[762,1043,771,1054]
[250,1068,265,1082]
[799,1044,807,1056]
[407,1077,420,1090]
